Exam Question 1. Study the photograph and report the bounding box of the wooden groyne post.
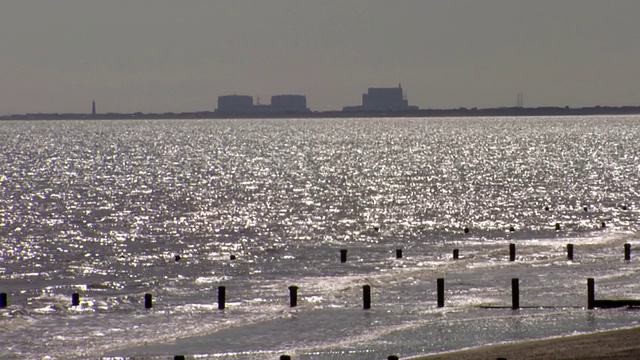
[0,293,7,308]
[289,286,298,308]
[625,243,631,261]
[587,278,595,309]
[363,285,371,310]
[144,293,153,309]
[72,293,80,307]
[437,278,445,308]
[512,278,520,310]
[453,249,459,260]
[396,249,403,259]
[218,286,226,310]
[280,356,292,360]
[509,243,516,261]
[567,244,574,261]
[340,249,348,263]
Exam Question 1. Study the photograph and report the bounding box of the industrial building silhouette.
[343,84,418,112]
[215,94,310,115]
[215,85,417,115]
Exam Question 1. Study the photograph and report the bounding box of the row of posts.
[341,243,633,263]
[172,279,608,360]
[0,244,633,309]
[0,278,607,311]
[173,356,401,360]
[279,356,400,360]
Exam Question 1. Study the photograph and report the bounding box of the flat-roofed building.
[344,84,419,112]
[216,95,254,114]
[270,95,310,113]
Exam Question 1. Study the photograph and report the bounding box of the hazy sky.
[1,1,640,114]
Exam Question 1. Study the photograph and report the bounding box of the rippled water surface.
[1,116,640,359]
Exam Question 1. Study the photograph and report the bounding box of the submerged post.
[625,243,631,261]
[512,278,520,310]
[388,356,399,360]
[72,293,80,307]
[280,356,292,360]
[567,244,574,261]
[218,286,226,310]
[340,249,348,263]
[453,249,459,260]
[509,243,516,262]
[363,285,371,310]
[174,356,186,360]
[289,286,298,308]
[437,278,445,308]
[144,293,153,309]
[587,278,595,309]
[0,293,7,308]
[396,249,403,259]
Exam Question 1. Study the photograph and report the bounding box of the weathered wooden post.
[512,278,520,310]
[587,278,595,309]
[144,293,153,309]
[289,286,298,308]
[0,293,7,308]
[388,356,399,360]
[464,227,470,234]
[396,249,403,259]
[218,286,226,310]
[453,249,459,260]
[363,285,371,310]
[437,278,445,308]
[72,293,80,306]
[555,223,561,231]
[280,356,292,360]
[625,243,631,261]
[509,243,516,262]
[567,244,574,261]
[174,356,186,360]
[340,249,348,263]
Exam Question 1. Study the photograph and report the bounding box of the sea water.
[0,116,639,359]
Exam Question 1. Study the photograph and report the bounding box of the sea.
[1,116,639,360]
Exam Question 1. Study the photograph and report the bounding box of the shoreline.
[3,107,640,121]
[408,326,640,359]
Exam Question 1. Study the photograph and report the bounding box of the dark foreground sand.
[409,326,640,360]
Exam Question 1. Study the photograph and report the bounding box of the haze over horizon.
[2,1,640,115]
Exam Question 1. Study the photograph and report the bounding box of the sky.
[1,0,640,114]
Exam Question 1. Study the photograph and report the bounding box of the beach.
[411,326,640,360]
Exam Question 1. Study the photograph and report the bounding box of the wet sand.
[409,326,640,360]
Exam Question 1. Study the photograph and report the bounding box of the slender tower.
[92,100,96,115]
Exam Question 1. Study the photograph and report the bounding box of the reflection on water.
[0,116,639,359]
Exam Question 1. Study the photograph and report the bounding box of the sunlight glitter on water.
[1,116,640,359]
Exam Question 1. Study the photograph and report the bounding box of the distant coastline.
[3,105,640,120]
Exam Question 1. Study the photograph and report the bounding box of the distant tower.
[92,100,96,115]
[517,93,524,108]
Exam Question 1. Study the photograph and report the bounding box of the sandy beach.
[409,326,640,360]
